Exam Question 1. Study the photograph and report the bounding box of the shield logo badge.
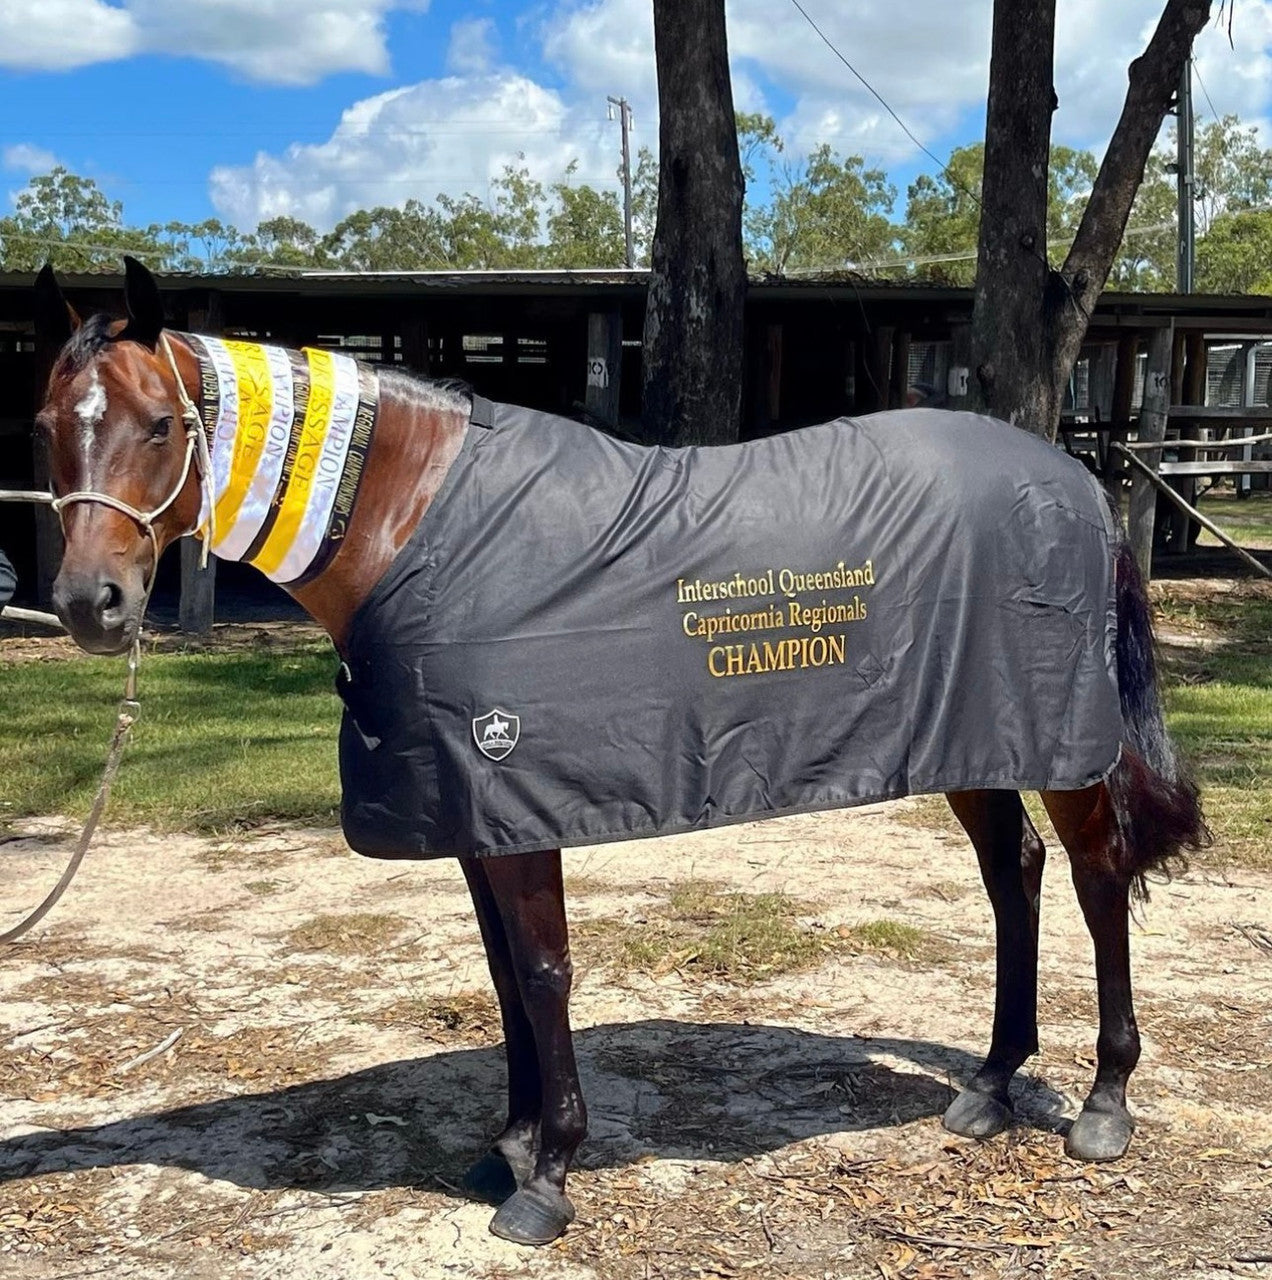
[472,708,520,761]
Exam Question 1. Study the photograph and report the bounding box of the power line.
[786,0,961,196]
[845,219,1178,274]
[785,0,1064,291]
[1190,56,1223,128]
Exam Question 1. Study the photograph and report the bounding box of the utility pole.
[607,95,635,268]
[1175,58,1196,293]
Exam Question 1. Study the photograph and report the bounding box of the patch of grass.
[0,642,341,831]
[577,878,831,983]
[287,912,411,956]
[892,794,962,835]
[835,918,948,962]
[1153,582,1272,868]
[1196,490,1272,551]
[244,879,285,896]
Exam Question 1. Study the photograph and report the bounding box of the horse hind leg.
[460,857,543,1204]
[943,789,1046,1140]
[1041,783,1139,1162]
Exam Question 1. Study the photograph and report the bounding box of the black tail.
[1107,542,1210,898]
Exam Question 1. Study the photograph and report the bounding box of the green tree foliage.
[5,108,1271,297]
[630,145,659,266]
[546,163,626,267]
[241,216,329,269]
[1106,149,1177,290]
[1197,209,1272,294]
[900,143,1097,285]
[735,115,896,274]
[0,166,161,271]
[899,145,985,285]
[322,201,448,271]
[1110,114,1272,293]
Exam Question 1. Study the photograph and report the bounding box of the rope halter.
[49,333,217,585]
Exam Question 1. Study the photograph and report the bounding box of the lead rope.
[1,334,213,944]
[0,646,139,944]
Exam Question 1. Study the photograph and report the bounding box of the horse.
[30,258,1207,1246]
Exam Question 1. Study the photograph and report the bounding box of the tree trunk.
[970,0,1212,439]
[968,0,1057,433]
[641,0,746,446]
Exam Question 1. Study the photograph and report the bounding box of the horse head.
[34,258,206,654]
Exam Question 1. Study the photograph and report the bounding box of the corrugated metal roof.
[1,266,1270,320]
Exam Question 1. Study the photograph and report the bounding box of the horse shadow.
[0,1020,1072,1196]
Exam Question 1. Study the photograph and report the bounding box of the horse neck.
[175,334,469,653]
[292,370,470,652]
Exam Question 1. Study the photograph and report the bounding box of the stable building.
[2,267,1270,624]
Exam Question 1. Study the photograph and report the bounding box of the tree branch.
[1063,0,1213,310]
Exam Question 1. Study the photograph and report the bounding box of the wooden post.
[843,337,857,414]
[1171,329,1207,551]
[870,325,894,412]
[766,324,783,424]
[890,329,912,408]
[946,323,973,412]
[178,538,215,635]
[178,289,223,634]
[1240,341,1258,495]
[1089,342,1117,422]
[1128,322,1174,581]
[1106,329,1142,506]
[402,314,429,375]
[585,311,622,428]
[31,330,63,609]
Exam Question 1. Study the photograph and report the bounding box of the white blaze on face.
[74,366,108,478]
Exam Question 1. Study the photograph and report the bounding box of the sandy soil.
[2,801,1272,1280]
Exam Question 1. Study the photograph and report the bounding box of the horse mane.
[377,364,472,416]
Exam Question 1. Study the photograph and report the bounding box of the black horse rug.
[336,402,1123,858]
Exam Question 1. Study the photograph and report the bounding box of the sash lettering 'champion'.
[185,334,380,586]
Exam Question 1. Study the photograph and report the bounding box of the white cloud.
[202,0,1272,232]
[447,18,498,75]
[0,0,136,72]
[3,143,60,173]
[542,0,1272,166]
[209,73,617,231]
[0,0,426,85]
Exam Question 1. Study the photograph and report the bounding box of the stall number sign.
[587,358,610,389]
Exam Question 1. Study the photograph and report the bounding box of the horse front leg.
[943,789,1046,1139]
[1042,784,1139,1161]
[460,857,542,1204]
[478,849,586,1245]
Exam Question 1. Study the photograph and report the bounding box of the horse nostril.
[96,579,124,622]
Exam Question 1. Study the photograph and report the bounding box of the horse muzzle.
[52,568,143,655]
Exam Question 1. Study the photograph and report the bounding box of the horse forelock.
[51,313,127,382]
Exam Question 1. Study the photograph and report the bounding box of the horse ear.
[33,263,80,349]
[121,255,165,349]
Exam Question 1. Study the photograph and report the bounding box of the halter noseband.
[50,333,217,584]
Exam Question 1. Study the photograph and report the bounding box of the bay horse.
[30,259,1206,1246]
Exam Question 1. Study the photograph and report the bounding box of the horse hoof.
[1065,1105,1134,1162]
[943,1088,1014,1139]
[462,1152,519,1205]
[489,1185,576,1245]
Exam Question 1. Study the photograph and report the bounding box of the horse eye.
[151,416,173,441]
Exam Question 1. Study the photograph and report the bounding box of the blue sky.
[2,0,1270,240]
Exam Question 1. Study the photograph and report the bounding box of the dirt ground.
[3,798,1272,1280]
